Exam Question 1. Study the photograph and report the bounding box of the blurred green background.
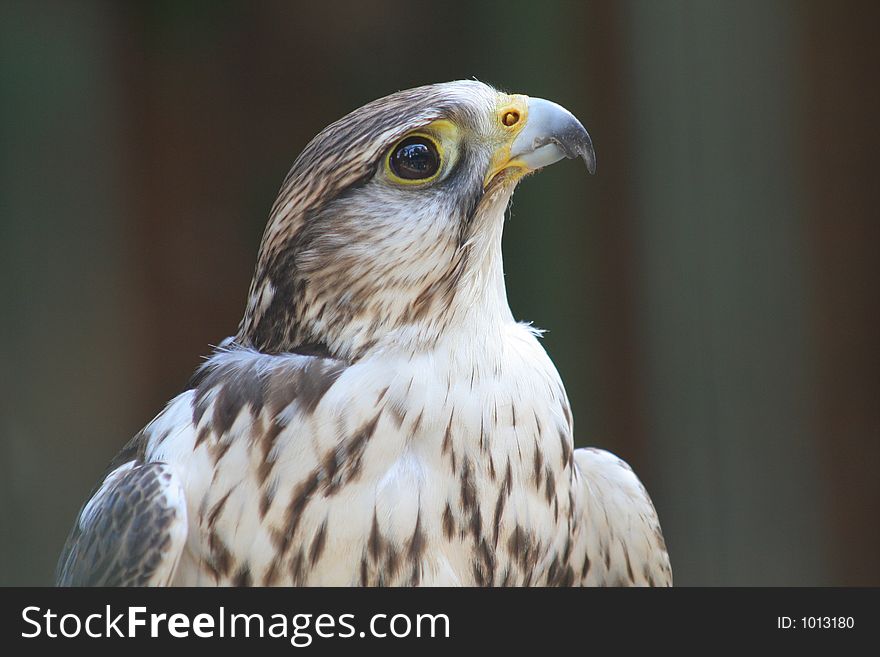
[1,0,877,586]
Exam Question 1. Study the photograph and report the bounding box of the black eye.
[389,136,441,181]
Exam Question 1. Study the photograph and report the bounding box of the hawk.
[57,81,672,586]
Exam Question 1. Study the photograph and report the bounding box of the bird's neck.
[238,187,516,362]
[372,238,514,359]
[358,191,515,359]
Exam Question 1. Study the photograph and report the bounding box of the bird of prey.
[57,81,671,587]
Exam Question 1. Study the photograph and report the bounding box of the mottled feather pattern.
[56,462,187,586]
[142,330,573,586]
[57,80,671,587]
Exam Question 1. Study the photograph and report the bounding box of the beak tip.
[574,137,596,175]
[553,111,596,175]
[584,150,597,175]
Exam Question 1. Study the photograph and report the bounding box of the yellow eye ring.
[385,133,444,185]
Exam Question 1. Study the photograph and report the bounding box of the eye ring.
[387,135,442,183]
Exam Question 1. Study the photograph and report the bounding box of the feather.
[57,80,670,587]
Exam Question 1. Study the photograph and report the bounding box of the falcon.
[56,81,672,586]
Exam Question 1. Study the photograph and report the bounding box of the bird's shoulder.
[140,343,364,491]
[56,454,188,586]
[568,448,673,586]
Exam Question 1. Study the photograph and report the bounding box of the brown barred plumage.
[57,81,670,587]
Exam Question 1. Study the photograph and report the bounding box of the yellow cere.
[484,93,530,188]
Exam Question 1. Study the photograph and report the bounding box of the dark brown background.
[1,0,877,585]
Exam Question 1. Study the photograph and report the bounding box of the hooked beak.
[485,96,596,188]
[510,97,596,174]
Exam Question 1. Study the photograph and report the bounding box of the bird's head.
[238,80,594,360]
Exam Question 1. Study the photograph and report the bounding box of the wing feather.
[569,448,672,586]
[56,461,188,586]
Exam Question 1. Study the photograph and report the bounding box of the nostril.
[501,110,520,127]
